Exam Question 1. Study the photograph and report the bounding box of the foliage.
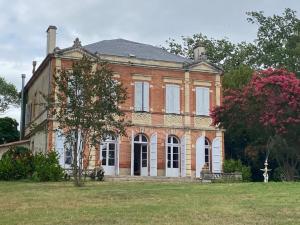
[164,8,300,76]
[0,147,33,180]
[222,64,254,90]
[0,76,19,113]
[247,8,300,74]
[89,167,105,181]
[32,151,64,182]
[164,34,256,72]
[212,69,300,181]
[223,159,252,181]
[0,147,63,181]
[0,117,19,144]
[48,56,129,186]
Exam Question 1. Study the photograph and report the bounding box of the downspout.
[20,74,26,140]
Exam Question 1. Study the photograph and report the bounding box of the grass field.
[0,181,299,225]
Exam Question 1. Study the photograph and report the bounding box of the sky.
[0,0,299,125]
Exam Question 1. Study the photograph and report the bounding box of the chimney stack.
[46,25,57,55]
[193,45,206,62]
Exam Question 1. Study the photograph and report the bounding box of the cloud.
[0,0,299,124]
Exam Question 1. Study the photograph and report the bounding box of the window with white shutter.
[196,87,210,116]
[134,82,149,112]
[166,84,180,114]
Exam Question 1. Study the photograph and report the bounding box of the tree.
[0,76,19,113]
[247,8,300,74]
[212,69,300,180]
[164,34,256,72]
[0,117,19,144]
[48,56,129,186]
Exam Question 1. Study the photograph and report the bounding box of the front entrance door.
[134,143,148,176]
[101,137,117,176]
[133,134,148,176]
[166,136,180,177]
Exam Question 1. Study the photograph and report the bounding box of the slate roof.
[83,39,192,63]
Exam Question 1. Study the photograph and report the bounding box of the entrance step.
[104,175,201,182]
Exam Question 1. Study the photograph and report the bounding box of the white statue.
[260,160,272,183]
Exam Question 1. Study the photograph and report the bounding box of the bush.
[90,167,105,181]
[0,147,63,181]
[32,151,64,181]
[223,159,252,181]
[0,147,33,180]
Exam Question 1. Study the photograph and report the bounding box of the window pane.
[142,159,147,167]
[167,161,171,168]
[109,143,115,150]
[173,137,178,144]
[65,148,72,165]
[173,160,178,168]
[168,146,172,154]
[134,135,139,142]
[205,148,209,155]
[141,135,147,142]
[102,147,107,166]
[173,147,178,154]
[109,150,115,159]
[167,153,171,160]
[108,158,115,166]
[173,153,178,160]
[142,152,147,160]
[205,155,209,163]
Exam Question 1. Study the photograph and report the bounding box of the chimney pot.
[46,25,57,55]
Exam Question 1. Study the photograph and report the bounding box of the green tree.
[164,34,256,72]
[0,76,19,113]
[247,8,300,74]
[0,117,19,144]
[48,56,129,186]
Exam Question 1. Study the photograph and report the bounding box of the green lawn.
[0,181,299,225]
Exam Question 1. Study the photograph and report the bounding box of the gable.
[188,61,222,74]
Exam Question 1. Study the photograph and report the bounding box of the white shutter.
[116,136,120,176]
[196,87,203,115]
[196,87,210,116]
[203,87,210,116]
[77,130,82,168]
[212,137,222,173]
[181,135,186,177]
[143,82,149,112]
[131,131,134,176]
[174,85,180,114]
[134,82,143,111]
[55,130,65,167]
[150,133,157,176]
[165,134,168,176]
[196,136,205,178]
[166,85,171,113]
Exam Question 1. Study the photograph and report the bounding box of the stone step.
[104,175,202,183]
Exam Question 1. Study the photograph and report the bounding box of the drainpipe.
[20,74,26,140]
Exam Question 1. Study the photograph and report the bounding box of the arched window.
[134,133,148,143]
[205,138,210,169]
[167,136,180,169]
[133,133,148,176]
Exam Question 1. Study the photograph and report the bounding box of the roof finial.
[73,37,82,48]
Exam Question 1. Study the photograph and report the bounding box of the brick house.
[21,26,224,178]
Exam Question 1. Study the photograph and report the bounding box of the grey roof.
[83,39,192,63]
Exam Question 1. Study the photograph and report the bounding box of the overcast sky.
[0,0,299,124]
